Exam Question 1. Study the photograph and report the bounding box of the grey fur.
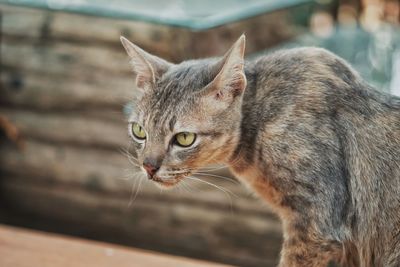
[121,36,400,267]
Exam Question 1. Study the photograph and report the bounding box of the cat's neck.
[225,61,259,168]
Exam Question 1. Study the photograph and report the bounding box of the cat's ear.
[202,34,247,109]
[120,36,172,89]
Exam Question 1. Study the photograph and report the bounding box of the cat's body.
[232,48,400,266]
[120,36,400,267]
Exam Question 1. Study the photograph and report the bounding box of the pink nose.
[143,163,159,178]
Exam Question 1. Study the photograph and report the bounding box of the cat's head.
[121,35,247,188]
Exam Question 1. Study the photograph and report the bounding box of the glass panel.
[1,0,313,29]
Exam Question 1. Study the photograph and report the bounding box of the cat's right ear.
[120,36,172,89]
[199,35,247,113]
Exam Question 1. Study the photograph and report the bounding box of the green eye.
[175,132,196,147]
[131,123,146,140]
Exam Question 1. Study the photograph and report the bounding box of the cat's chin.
[152,176,183,189]
[154,181,177,189]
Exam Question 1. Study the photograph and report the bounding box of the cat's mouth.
[151,176,178,187]
[150,172,191,188]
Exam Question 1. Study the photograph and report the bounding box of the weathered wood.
[0,68,135,111]
[0,40,137,112]
[0,5,48,39]
[0,4,309,61]
[0,108,128,149]
[0,225,233,267]
[0,5,174,57]
[0,138,136,192]
[0,178,281,267]
[1,40,133,78]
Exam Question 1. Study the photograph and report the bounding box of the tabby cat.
[120,35,400,267]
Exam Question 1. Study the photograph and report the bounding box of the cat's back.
[248,46,400,159]
[247,46,400,117]
[249,46,361,96]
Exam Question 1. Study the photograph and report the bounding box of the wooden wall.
[0,4,310,266]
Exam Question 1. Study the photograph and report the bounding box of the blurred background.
[0,1,399,266]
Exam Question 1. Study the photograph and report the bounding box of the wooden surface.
[0,4,284,267]
[0,225,232,267]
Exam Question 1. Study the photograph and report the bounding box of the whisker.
[193,172,239,184]
[186,176,238,198]
[228,147,244,167]
[186,176,236,212]
[118,168,142,181]
[120,147,139,161]
[160,176,176,181]
[120,148,141,168]
[180,179,198,193]
[197,164,227,172]
[176,181,186,195]
[122,143,140,160]
[128,173,144,207]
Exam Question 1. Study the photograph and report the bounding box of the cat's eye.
[175,132,196,147]
[131,122,146,140]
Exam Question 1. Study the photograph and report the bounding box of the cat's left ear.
[120,36,172,90]
[201,34,247,109]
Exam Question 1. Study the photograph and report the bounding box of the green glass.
[0,0,313,30]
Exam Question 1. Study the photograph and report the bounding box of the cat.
[120,35,400,267]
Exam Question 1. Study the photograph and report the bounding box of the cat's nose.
[143,159,160,178]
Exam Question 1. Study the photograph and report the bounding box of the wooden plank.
[0,41,137,111]
[0,68,135,111]
[0,138,137,192]
[51,11,173,55]
[0,108,129,149]
[0,224,233,267]
[0,4,48,39]
[1,40,133,78]
[0,178,281,267]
